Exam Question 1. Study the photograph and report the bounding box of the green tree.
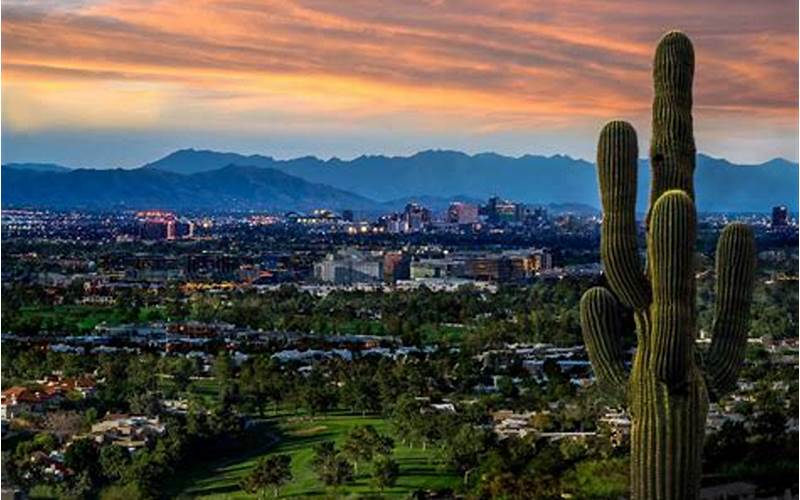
[99,445,131,482]
[129,391,162,416]
[312,441,354,488]
[389,395,423,447]
[64,438,100,480]
[299,368,336,416]
[123,450,169,498]
[441,424,490,485]
[563,457,629,499]
[371,454,399,492]
[213,351,235,400]
[240,454,293,498]
[342,425,393,474]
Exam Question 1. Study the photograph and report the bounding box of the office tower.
[403,203,430,233]
[447,202,479,224]
[772,206,789,227]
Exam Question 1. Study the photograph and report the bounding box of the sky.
[2,0,798,168]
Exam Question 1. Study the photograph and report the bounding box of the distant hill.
[4,149,797,212]
[689,156,798,213]
[3,162,72,173]
[142,150,272,176]
[2,165,376,211]
[143,149,798,212]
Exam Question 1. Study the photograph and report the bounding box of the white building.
[314,249,384,284]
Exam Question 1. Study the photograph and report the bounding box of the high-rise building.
[772,206,789,227]
[403,203,430,233]
[378,214,403,234]
[531,250,553,271]
[447,202,479,225]
[136,211,194,241]
[141,220,170,240]
[482,196,525,224]
[166,220,176,240]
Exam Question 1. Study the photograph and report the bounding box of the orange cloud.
[1,0,797,161]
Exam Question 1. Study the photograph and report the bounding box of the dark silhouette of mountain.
[143,150,274,175]
[3,162,72,173]
[143,149,798,212]
[2,165,375,211]
[4,150,797,212]
[689,156,798,213]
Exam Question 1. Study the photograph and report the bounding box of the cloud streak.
[2,0,797,164]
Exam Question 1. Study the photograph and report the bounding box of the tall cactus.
[580,31,756,499]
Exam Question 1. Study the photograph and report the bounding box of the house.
[38,374,97,398]
[428,403,457,413]
[160,398,190,414]
[598,408,631,447]
[90,414,166,450]
[79,295,117,305]
[537,431,597,442]
[1,387,28,419]
[1,386,63,419]
[26,451,71,481]
[491,410,536,439]
[706,404,746,432]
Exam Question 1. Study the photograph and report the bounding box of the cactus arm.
[592,30,755,499]
[705,223,756,399]
[648,189,696,391]
[597,121,651,310]
[649,31,696,220]
[580,287,628,390]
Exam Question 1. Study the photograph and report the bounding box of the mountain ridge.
[2,164,375,212]
[142,149,799,212]
[3,149,797,212]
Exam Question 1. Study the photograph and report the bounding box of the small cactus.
[581,31,756,499]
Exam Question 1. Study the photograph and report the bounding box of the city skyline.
[2,0,798,168]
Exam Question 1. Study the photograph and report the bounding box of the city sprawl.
[1,198,797,499]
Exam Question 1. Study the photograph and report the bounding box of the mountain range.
[2,165,374,212]
[3,149,797,213]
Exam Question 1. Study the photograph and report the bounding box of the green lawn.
[419,323,470,344]
[11,304,168,333]
[174,413,460,498]
[189,377,220,403]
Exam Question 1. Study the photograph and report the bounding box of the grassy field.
[188,377,221,404]
[173,413,460,498]
[10,304,168,333]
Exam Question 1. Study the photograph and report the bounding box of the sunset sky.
[2,0,798,167]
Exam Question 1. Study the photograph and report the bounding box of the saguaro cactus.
[580,31,756,499]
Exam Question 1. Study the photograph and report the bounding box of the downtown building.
[314,248,384,285]
[136,211,194,241]
[402,203,431,233]
[447,202,480,225]
[772,205,789,228]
